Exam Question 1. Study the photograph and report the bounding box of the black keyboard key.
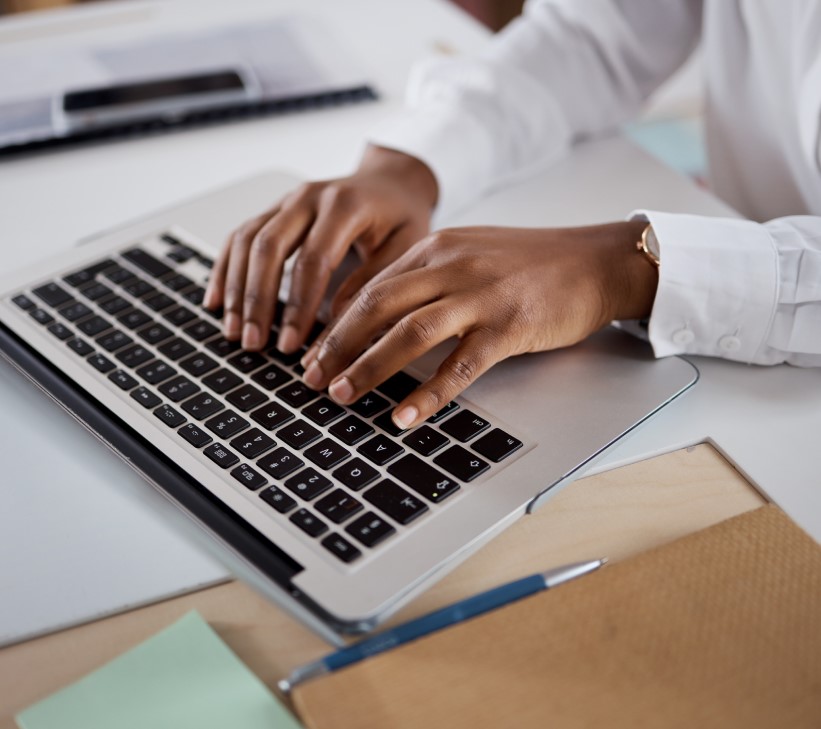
[158,338,196,361]
[12,294,35,310]
[471,428,523,462]
[77,315,111,337]
[104,266,135,285]
[163,306,197,327]
[130,386,161,409]
[122,279,157,299]
[160,232,185,247]
[116,345,153,368]
[284,468,332,501]
[227,351,267,373]
[251,364,292,391]
[402,425,450,456]
[303,398,345,427]
[153,403,186,427]
[268,346,303,366]
[67,338,94,356]
[58,301,93,322]
[231,463,267,491]
[183,319,219,342]
[206,337,242,357]
[226,383,267,412]
[329,415,374,446]
[364,480,429,525]
[230,428,275,458]
[122,248,173,278]
[29,308,54,325]
[32,282,72,308]
[357,434,404,466]
[99,295,130,315]
[350,391,390,418]
[321,533,362,563]
[79,282,113,301]
[47,322,72,340]
[277,419,321,449]
[178,423,212,448]
[202,368,242,394]
[63,259,116,287]
[304,438,351,470]
[332,457,379,491]
[346,513,397,548]
[257,447,303,479]
[182,287,205,306]
[427,401,460,424]
[439,409,490,442]
[433,445,490,482]
[96,329,133,352]
[388,454,460,503]
[162,273,194,292]
[179,352,218,377]
[373,412,407,438]
[167,245,197,263]
[204,442,239,468]
[376,371,421,402]
[144,292,176,312]
[290,508,328,537]
[159,375,200,402]
[180,391,223,419]
[250,401,294,431]
[259,485,297,513]
[87,352,115,372]
[204,410,248,438]
[118,308,153,330]
[109,369,138,391]
[137,322,173,345]
[136,360,177,385]
[315,490,363,524]
[275,381,319,408]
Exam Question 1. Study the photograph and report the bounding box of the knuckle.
[320,183,353,209]
[224,286,244,310]
[293,250,331,275]
[397,313,439,348]
[445,356,479,387]
[319,331,345,357]
[355,285,387,318]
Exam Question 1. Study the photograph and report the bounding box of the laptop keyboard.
[9,232,525,566]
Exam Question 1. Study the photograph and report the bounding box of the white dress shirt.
[371,0,821,366]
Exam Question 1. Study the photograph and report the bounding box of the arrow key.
[433,445,490,483]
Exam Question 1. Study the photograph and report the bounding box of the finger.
[322,298,467,406]
[391,332,501,429]
[277,195,371,353]
[301,266,444,391]
[239,203,317,350]
[329,224,424,318]
[204,206,278,310]
[222,227,260,340]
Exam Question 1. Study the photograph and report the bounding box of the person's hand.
[299,221,657,429]
[203,145,438,352]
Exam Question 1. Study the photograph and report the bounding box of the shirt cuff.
[626,210,779,363]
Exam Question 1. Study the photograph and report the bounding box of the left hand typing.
[299,221,657,429]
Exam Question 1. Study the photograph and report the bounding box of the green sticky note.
[16,611,303,729]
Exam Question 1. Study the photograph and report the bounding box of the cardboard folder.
[292,505,821,729]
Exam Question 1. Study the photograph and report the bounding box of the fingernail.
[277,325,300,353]
[329,376,355,404]
[242,322,260,350]
[224,312,241,339]
[393,405,419,430]
[303,360,324,389]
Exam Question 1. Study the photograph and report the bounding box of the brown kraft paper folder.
[292,505,821,729]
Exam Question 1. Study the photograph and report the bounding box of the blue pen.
[279,557,606,692]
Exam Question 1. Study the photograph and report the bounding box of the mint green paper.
[16,611,303,729]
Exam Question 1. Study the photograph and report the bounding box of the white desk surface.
[1,0,819,647]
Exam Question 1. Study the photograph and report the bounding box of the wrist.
[359,144,439,210]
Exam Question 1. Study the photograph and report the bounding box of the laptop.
[0,171,698,640]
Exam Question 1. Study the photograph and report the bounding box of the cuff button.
[672,328,695,346]
[719,335,742,352]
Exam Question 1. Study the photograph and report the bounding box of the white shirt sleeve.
[371,0,702,220]
[629,211,821,367]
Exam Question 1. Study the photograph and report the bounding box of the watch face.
[646,227,660,260]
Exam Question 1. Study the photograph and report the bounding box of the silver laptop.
[0,171,697,640]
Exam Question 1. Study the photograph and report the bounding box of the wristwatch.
[636,223,660,267]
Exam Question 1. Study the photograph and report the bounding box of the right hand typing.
[203,145,438,353]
